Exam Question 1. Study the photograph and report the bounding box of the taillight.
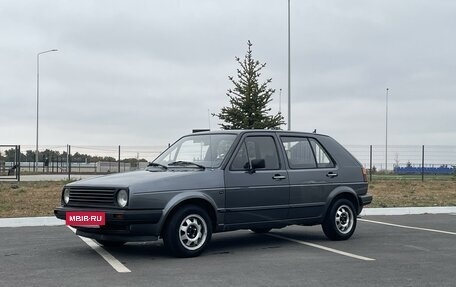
[362,167,368,182]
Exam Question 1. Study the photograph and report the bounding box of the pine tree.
[214,41,284,130]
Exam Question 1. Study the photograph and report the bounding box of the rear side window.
[308,138,335,168]
[281,136,335,169]
[231,136,280,170]
[281,137,317,169]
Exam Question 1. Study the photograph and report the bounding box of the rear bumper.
[54,206,162,242]
[357,193,373,215]
[359,194,373,206]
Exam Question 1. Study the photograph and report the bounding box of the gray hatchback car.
[55,130,372,257]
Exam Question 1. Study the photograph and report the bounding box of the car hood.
[65,169,224,193]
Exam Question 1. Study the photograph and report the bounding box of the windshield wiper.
[168,161,206,170]
[146,162,168,170]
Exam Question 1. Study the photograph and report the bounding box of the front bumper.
[54,206,162,242]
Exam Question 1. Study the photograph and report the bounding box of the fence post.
[369,145,373,182]
[118,145,121,173]
[67,145,71,181]
[421,145,425,182]
[17,145,21,182]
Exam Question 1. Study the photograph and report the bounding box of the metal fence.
[0,145,167,179]
[345,145,456,180]
[1,144,455,181]
[0,145,21,181]
[345,145,456,170]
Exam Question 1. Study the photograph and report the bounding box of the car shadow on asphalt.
[101,228,328,259]
[102,241,169,259]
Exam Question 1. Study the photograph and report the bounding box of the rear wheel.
[322,198,357,241]
[250,228,272,234]
[163,205,212,258]
[96,240,126,247]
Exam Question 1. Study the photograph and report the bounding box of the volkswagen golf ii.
[55,130,372,257]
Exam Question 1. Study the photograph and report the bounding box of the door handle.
[272,174,287,180]
[326,172,338,178]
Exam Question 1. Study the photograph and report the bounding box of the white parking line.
[67,227,131,273]
[359,219,456,236]
[267,233,375,261]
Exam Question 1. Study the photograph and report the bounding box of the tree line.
[0,148,147,165]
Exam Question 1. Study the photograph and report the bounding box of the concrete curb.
[360,206,456,216]
[0,216,64,228]
[1,207,455,228]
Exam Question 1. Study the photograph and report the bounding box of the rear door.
[224,133,290,225]
[280,135,338,219]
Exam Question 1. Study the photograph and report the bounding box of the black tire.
[163,205,212,258]
[96,240,126,247]
[322,198,357,241]
[250,228,272,234]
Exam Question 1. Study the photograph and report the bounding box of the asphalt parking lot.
[1,214,455,287]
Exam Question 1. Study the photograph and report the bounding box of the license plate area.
[66,211,106,226]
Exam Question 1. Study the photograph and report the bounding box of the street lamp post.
[36,49,58,172]
[287,0,291,131]
[385,88,389,172]
[279,88,282,115]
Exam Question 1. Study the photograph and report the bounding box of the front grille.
[68,188,117,207]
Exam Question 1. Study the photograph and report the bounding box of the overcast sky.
[1,0,455,148]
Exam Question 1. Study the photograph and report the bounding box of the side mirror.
[248,159,265,174]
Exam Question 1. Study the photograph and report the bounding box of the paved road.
[1,214,455,287]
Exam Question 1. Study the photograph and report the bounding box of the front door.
[224,134,289,225]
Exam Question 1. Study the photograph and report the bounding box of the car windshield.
[153,134,237,169]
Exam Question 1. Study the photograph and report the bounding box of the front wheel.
[322,198,357,241]
[163,205,212,258]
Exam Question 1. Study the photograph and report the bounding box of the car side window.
[281,137,317,169]
[308,138,335,168]
[231,136,280,170]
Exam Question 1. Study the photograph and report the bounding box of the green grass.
[368,178,456,208]
[0,180,69,218]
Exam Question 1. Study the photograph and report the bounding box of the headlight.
[117,189,128,208]
[63,189,70,204]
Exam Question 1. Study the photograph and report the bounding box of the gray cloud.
[1,0,455,147]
